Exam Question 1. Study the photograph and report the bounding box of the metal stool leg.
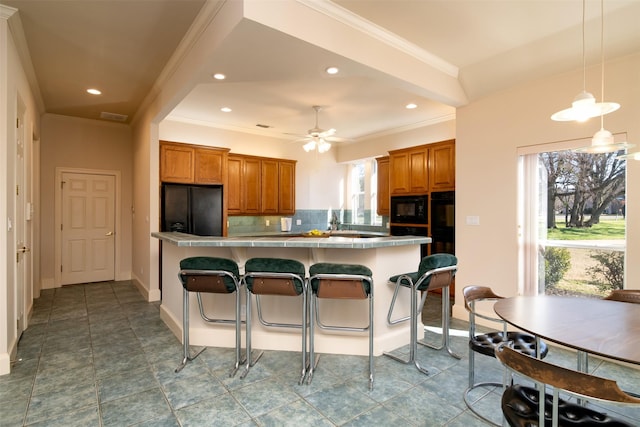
[417,285,461,359]
[175,288,205,373]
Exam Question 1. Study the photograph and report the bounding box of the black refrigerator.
[161,183,223,236]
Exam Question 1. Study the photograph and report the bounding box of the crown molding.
[295,0,459,78]
[2,5,46,113]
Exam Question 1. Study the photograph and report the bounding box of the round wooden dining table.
[493,295,640,366]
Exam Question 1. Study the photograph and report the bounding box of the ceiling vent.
[100,112,128,122]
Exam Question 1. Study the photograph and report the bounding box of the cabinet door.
[227,155,242,214]
[376,157,390,216]
[390,152,410,194]
[244,158,261,214]
[160,143,194,183]
[409,149,429,193]
[430,142,455,191]
[261,159,279,214]
[195,148,225,184]
[278,161,296,214]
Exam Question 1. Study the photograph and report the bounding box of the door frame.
[54,167,122,286]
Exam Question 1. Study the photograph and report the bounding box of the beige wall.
[39,114,133,288]
[452,53,640,320]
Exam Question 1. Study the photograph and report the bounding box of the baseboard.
[41,277,56,290]
[131,276,161,302]
[0,352,10,376]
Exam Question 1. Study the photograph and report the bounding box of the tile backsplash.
[228,210,389,235]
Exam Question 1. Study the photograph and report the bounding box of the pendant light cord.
[599,0,605,130]
[581,0,586,93]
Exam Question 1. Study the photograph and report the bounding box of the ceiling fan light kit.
[299,106,335,153]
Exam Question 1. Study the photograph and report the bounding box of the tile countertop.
[151,231,430,249]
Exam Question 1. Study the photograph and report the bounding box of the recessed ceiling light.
[221,107,232,113]
[406,103,417,109]
[213,73,226,80]
[87,88,101,95]
[325,66,339,75]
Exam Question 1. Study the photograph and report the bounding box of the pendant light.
[574,0,634,154]
[551,0,619,122]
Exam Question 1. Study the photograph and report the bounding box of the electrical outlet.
[266,220,270,226]
[296,219,302,225]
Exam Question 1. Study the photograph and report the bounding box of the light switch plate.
[466,215,480,226]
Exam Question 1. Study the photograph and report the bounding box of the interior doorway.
[55,169,118,285]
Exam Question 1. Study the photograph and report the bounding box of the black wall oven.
[431,191,455,254]
[390,194,429,225]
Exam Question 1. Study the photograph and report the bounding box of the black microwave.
[390,195,428,224]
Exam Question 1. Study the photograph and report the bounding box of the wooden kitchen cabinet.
[227,154,295,215]
[376,156,390,216]
[160,141,229,185]
[278,160,296,215]
[389,145,429,195]
[194,148,227,184]
[261,159,279,214]
[227,154,261,214]
[160,142,194,183]
[429,140,455,191]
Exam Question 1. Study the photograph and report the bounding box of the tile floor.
[2,281,639,426]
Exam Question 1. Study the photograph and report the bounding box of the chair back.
[415,254,457,291]
[604,289,640,304]
[496,344,640,405]
[179,256,240,293]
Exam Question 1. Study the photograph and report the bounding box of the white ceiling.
[4,0,640,145]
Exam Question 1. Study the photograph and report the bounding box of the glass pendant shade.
[616,151,640,160]
[574,128,635,153]
[551,90,620,122]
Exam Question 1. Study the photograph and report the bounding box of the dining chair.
[496,343,640,427]
[462,285,548,426]
[604,289,640,304]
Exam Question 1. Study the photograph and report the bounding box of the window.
[348,159,382,225]
[519,138,627,296]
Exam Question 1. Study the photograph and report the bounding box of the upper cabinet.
[278,160,296,215]
[389,145,429,195]
[227,154,296,216]
[376,156,390,216]
[387,139,455,195]
[160,142,194,183]
[227,155,261,215]
[429,140,455,192]
[160,141,229,185]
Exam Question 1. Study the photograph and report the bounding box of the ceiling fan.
[298,105,337,153]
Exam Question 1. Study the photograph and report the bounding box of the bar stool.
[241,257,307,384]
[462,285,548,426]
[307,262,374,390]
[384,253,459,374]
[176,256,243,377]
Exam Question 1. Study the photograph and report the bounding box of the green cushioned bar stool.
[307,262,374,390]
[384,253,459,375]
[241,258,308,384]
[176,256,244,377]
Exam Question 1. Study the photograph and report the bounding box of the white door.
[15,112,28,337]
[61,172,116,284]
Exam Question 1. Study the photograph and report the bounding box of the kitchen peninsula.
[153,232,431,356]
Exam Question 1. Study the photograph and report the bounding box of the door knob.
[105,231,114,236]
